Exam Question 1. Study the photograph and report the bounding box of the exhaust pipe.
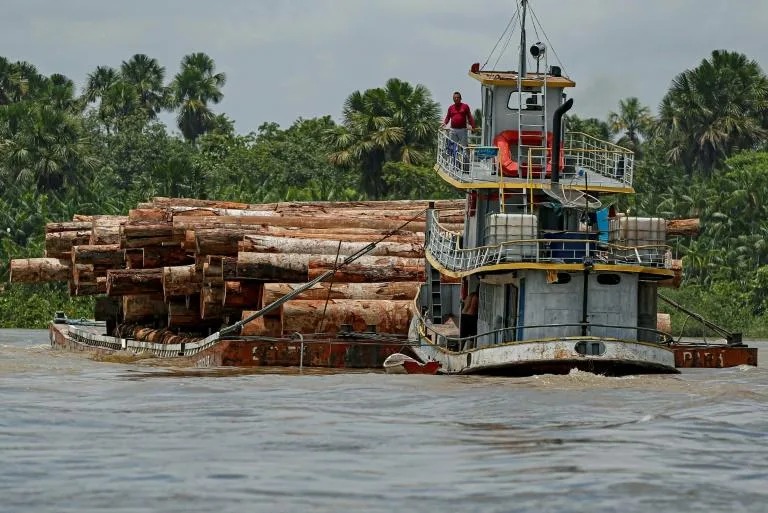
[551,98,573,184]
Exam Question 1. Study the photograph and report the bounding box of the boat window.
[575,340,606,356]
[597,274,621,285]
[507,91,539,111]
[552,273,571,284]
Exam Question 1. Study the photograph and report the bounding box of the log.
[69,277,107,296]
[124,248,145,269]
[91,216,129,245]
[148,197,258,210]
[236,235,424,259]
[240,299,413,337]
[120,222,178,248]
[262,282,421,304]
[149,196,464,211]
[223,281,263,309]
[657,313,671,334]
[143,245,192,268]
[9,258,70,283]
[128,208,169,222]
[203,256,224,284]
[119,324,198,344]
[73,264,95,285]
[175,214,433,232]
[238,315,282,337]
[222,256,238,279]
[45,230,92,259]
[267,207,464,223]
[122,295,168,322]
[178,219,422,238]
[236,253,309,282]
[71,245,125,270]
[658,259,683,288]
[167,297,221,330]
[200,284,226,319]
[45,221,92,234]
[235,253,424,283]
[167,299,201,328]
[307,256,424,283]
[666,218,700,238]
[162,264,201,298]
[192,227,423,255]
[269,199,465,211]
[106,268,163,296]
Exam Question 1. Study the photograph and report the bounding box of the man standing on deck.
[442,91,476,147]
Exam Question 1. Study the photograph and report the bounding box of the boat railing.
[418,320,673,352]
[436,129,499,182]
[435,130,634,188]
[427,210,671,272]
[562,131,634,187]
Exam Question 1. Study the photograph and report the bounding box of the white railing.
[435,130,634,188]
[563,132,634,186]
[426,211,670,273]
[436,130,499,182]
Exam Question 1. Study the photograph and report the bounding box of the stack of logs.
[9,197,695,341]
[10,197,466,340]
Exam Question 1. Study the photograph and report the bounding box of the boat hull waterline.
[411,337,679,376]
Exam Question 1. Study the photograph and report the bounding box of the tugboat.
[409,0,681,375]
[8,1,757,374]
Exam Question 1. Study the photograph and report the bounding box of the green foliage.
[607,97,654,155]
[0,283,94,328]
[657,50,768,175]
[326,78,441,198]
[381,162,461,199]
[660,282,768,339]
[3,50,768,337]
[565,115,611,141]
[171,52,226,143]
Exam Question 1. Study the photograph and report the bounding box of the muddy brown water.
[1,329,767,513]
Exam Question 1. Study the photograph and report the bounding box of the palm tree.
[170,52,226,143]
[84,65,119,104]
[120,54,169,119]
[565,115,611,141]
[607,97,654,152]
[42,73,78,112]
[382,78,440,164]
[1,101,97,191]
[0,59,39,104]
[326,88,403,198]
[657,50,768,175]
[326,78,440,198]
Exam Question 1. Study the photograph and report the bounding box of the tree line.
[1,49,768,334]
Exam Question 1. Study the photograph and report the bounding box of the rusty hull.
[50,323,405,369]
[671,344,758,368]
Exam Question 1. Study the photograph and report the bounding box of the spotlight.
[530,42,546,60]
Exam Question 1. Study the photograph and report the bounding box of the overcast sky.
[3,1,767,134]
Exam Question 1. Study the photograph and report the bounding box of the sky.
[3,0,768,135]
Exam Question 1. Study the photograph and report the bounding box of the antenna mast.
[520,0,528,76]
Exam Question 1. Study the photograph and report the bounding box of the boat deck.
[436,130,635,194]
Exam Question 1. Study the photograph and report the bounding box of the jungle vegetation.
[2,50,768,337]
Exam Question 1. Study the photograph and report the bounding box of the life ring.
[493,131,521,177]
[493,130,561,178]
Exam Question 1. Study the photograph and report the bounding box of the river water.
[1,329,767,513]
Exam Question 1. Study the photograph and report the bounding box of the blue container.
[548,231,598,263]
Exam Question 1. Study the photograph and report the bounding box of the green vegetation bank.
[2,50,767,338]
